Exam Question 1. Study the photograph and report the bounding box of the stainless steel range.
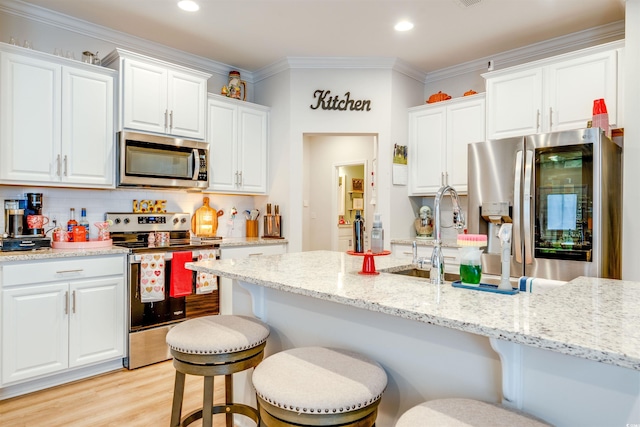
[106,212,221,369]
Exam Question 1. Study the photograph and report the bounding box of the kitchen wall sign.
[133,199,167,213]
[310,90,372,111]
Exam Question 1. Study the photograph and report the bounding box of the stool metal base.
[257,396,379,427]
[170,342,266,427]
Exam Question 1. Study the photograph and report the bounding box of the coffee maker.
[1,194,51,251]
[24,193,44,236]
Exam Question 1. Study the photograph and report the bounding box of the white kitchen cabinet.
[408,94,485,195]
[219,243,287,314]
[485,42,621,139]
[338,225,353,252]
[207,95,269,194]
[1,255,125,385]
[0,46,116,188]
[391,242,459,273]
[104,48,210,139]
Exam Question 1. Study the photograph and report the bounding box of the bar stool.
[395,398,553,427]
[166,315,269,427]
[252,346,387,426]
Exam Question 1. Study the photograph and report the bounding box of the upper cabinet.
[104,48,210,140]
[207,95,269,194]
[0,45,116,188]
[408,94,485,195]
[484,41,622,139]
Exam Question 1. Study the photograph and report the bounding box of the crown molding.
[253,57,426,83]
[0,0,247,81]
[425,20,625,84]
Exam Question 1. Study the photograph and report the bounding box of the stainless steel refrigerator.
[467,128,622,282]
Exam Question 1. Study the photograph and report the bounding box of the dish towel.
[139,253,165,303]
[196,250,218,294]
[518,276,567,294]
[170,251,194,297]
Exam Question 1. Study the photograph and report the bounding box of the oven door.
[118,131,209,188]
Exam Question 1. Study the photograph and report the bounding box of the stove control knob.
[123,218,130,224]
[173,217,179,224]
[180,217,187,223]
[113,218,121,224]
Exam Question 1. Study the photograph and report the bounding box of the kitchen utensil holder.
[246,219,259,237]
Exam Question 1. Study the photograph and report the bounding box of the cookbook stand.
[346,250,391,275]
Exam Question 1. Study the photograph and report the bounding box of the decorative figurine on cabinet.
[414,206,434,239]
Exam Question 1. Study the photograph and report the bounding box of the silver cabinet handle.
[536,109,540,132]
[169,110,174,130]
[56,269,84,274]
[56,154,61,176]
[235,171,239,186]
[164,110,168,130]
[549,107,553,129]
[248,253,264,256]
[72,290,76,314]
[64,291,69,315]
[64,155,68,176]
[238,171,243,186]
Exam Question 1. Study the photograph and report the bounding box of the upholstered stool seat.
[166,315,269,427]
[252,346,387,426]
[395,398,553,427]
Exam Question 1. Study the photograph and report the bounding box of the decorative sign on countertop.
[133,199,166,213]
[310,90,371,111]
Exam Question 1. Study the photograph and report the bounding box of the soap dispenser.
[371,213,384,254]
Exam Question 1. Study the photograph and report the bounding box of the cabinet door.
[0,53,61,183]
[237,106,268,194]
[546,50,618,131]
[446,97,485,193]
[69,277,125,368]
[61,67,115,187]
[207,98,239,192]
[486,68,543,139]
[2,283,69,384]
[167,70,207,139]
[408,106,446,195]
[122,58,168,134]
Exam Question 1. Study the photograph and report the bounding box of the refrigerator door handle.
[513,150,523,263]
[523,149,534,264]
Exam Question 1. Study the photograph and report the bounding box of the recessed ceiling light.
[178,0,199,12]
[394,21,414,32]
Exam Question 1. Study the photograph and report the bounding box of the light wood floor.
[0,360,227,427]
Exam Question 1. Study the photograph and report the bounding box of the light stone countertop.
[218,237,288,248]
[0,246,130,262]
[187,250,640,372]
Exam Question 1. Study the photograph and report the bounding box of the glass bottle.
[353,210,364,253]
[67,208,77,242]
[79,208,90,241]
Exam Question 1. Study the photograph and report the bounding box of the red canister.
[72,226,87,242]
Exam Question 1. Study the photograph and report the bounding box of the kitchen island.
[188,250,640,427]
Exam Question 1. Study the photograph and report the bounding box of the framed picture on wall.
[352,178,364,192]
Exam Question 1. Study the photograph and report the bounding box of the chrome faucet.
[430,185,465,284]
[412,240,429,269]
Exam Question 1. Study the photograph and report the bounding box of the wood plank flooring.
[0,360,227,427]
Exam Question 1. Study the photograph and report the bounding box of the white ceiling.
[20,0,625,73]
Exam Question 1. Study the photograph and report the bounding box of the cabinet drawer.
[2,255,125,287]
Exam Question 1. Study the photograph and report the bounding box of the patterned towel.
[140,253,165,302]
[196,250,218,294]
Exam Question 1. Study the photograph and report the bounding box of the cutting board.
[191,197,223,237]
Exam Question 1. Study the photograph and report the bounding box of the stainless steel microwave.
[117,131,209,189]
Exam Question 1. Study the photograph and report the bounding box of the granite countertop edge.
[0,246,130,261]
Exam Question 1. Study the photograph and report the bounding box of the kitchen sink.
[391,268,460,282]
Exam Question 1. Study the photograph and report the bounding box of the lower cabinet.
[219,243,287,314]
[1,255,125,385]
[337,226,353,252]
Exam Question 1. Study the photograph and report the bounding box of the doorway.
[302,134,376,251]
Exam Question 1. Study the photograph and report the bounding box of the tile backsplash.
[0,186,257,239]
